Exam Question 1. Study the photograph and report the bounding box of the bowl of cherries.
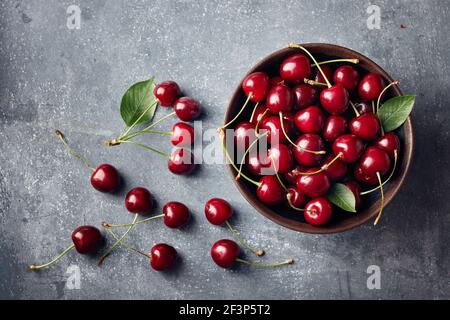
[221,43,415,233]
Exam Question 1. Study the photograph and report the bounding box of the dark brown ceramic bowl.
[225,43,414,234]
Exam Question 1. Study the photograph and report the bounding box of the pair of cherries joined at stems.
[221,44,401,226]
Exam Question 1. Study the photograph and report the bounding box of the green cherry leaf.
[326,183,356,213]
[120,77,158,127]
[378,95,415,132]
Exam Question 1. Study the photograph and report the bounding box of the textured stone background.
[0,0,449,299]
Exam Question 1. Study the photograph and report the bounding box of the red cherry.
[294,105,325,134]
[71,226,103,254]
[270,76,284,86]
[268,143,294,174]
[358,73,384,101]
[242,72,270,102]
[150,243,177,271]
[246,152,271,176]
[332,134,365,163]
[256,175,286,205]
[355,101,373,114]
[211,239,240,268]
[354,165,378,186]
[359,146,391,177]
[204,198,232,225]
[292,84,318,108]
[280,54,311,84]
[168,148,195,175]
[320,84,349,115]
[90,164,120,193]
[171,122,194,147]
[304,197,333,226]
[287,187,307,208]
[153,81,181,107]
[333,65,360,91]
[323,115,348,142]
[163,201,190,228]
[375,133,400,159]
[234,121,257,152]
[323,155,347,182]
[260,116,292,145]
[173,97,201,121]
[266,84,294,114]
[250,105,269,126]
[297,169,330,198]
[344,181,362,209]
[284,166,305,185]
[313,65,332,84]
[349,113,381,141]
[293,134,325,166]
[125,187,153,214]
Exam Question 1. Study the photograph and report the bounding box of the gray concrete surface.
[0,0,449,300]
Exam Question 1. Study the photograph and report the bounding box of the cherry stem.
[105,228,151,259]
[288,43,331,88]
[98,214,139,266]
[142,111,176,131]
[279,112,326,155]
[376,81,399,115]
[312,58,359,66]
[117,140,171,160]
[225,221,264,257]
[286,193,304,211]
[297,152,342,176]
[270,155,288,191]
[102,214,165,228]
[249,102,260,123]
[349,101,360,117]
[55,130,95,171]
[254,108,269,134]
[119,100,159,140]
[360,150,398,195]
[236,132,268,180]
[219,132,262,187]
[120,129,171,141]
[304,78,328,87]
[28,244,75,270]
[236,258,294,267]
[220,94,253,130]
[373,172,384,226]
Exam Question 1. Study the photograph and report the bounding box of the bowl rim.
[224,43,414,234]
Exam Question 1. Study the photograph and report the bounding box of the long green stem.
[288,43,331,88]
[236,132,268,180]
[376,81,399,115]
[270,155,288,191]
[254,108,269,134]
[304,79,328,87]
[98,214,138,266]
[28,244,75,270]
[349,101,360,117]
[373,172,384,226]
[361,150,398,195]
[120,129,171,141]
[55,130,95,171]
[119,100,159,139]
[103,214,164,228]
[312,58,359,66]
[296,152,343,176]
[117,140,170,159]
[236,258,294,267]
[225,221,264,257]
[249,102,260,123]
[105,228,151,259]
[220,94,253,130]
[142,111,176,131]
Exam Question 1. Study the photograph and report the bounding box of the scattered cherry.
[205,198,233,225]
[280,54,311,84]
[320,84,349,115]
[90,164,121,193]
[125,187,153,214]
[304,197,333,226]
[292,84,318,108]
[150,243,177,271]
[332,134,365,163]
[349,113,381,141]
[293,134,325,166]
[375,132,400,159]
[242,72,270,102]
[333,65,360,91]
[297,169,331,198]
[256,175,286,205]
[294,105,325,134]
[163,201,190,228]
[168,148,195,175]
[154,81,181,107]
[211,239,240,268]
[358,73,384,101]
[266,84,294,114]
[171,122,194,147]
[323,115,348,142]
[173,97,201,121]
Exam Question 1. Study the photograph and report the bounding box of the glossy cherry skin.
[323,115,348,142]
[354,165,378,186]
[297,169,331,198]
[333,65,360,91]
[375,133,400,159]
[242,72,270,102]
[90,164,120,193]
[358,73,384,101]
[168,148,195,175]
[284,166,306,185]
[304,197,333,226]
[154,81,181,107]
[320,84,349,115]
[332,134,365,163]
[268,143,294,174]
[204,198,232,225]
[323,155,347,182]
[171,122,194,147]
[287,187,307,208]
[260,116,292,145]
[234,121,256,152]
[294,105,325,134]
[173,97,201,121]
[344,181,362,209]
[163,201,190,228]
[250,105,269,126]
[71,226,102,254]
[355,101,373,114]
[359,146,391,177]
[256,175,286,205]
[293,134,325,166]
[293,84,318,108]
[280,54,311,84]
[312,65,332,84]
[125,187,153,214]
[266,84,294,114]
[150,243,177,271]
[246,152,271,176]
[349,113,381,141]
[211,239,240,268]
